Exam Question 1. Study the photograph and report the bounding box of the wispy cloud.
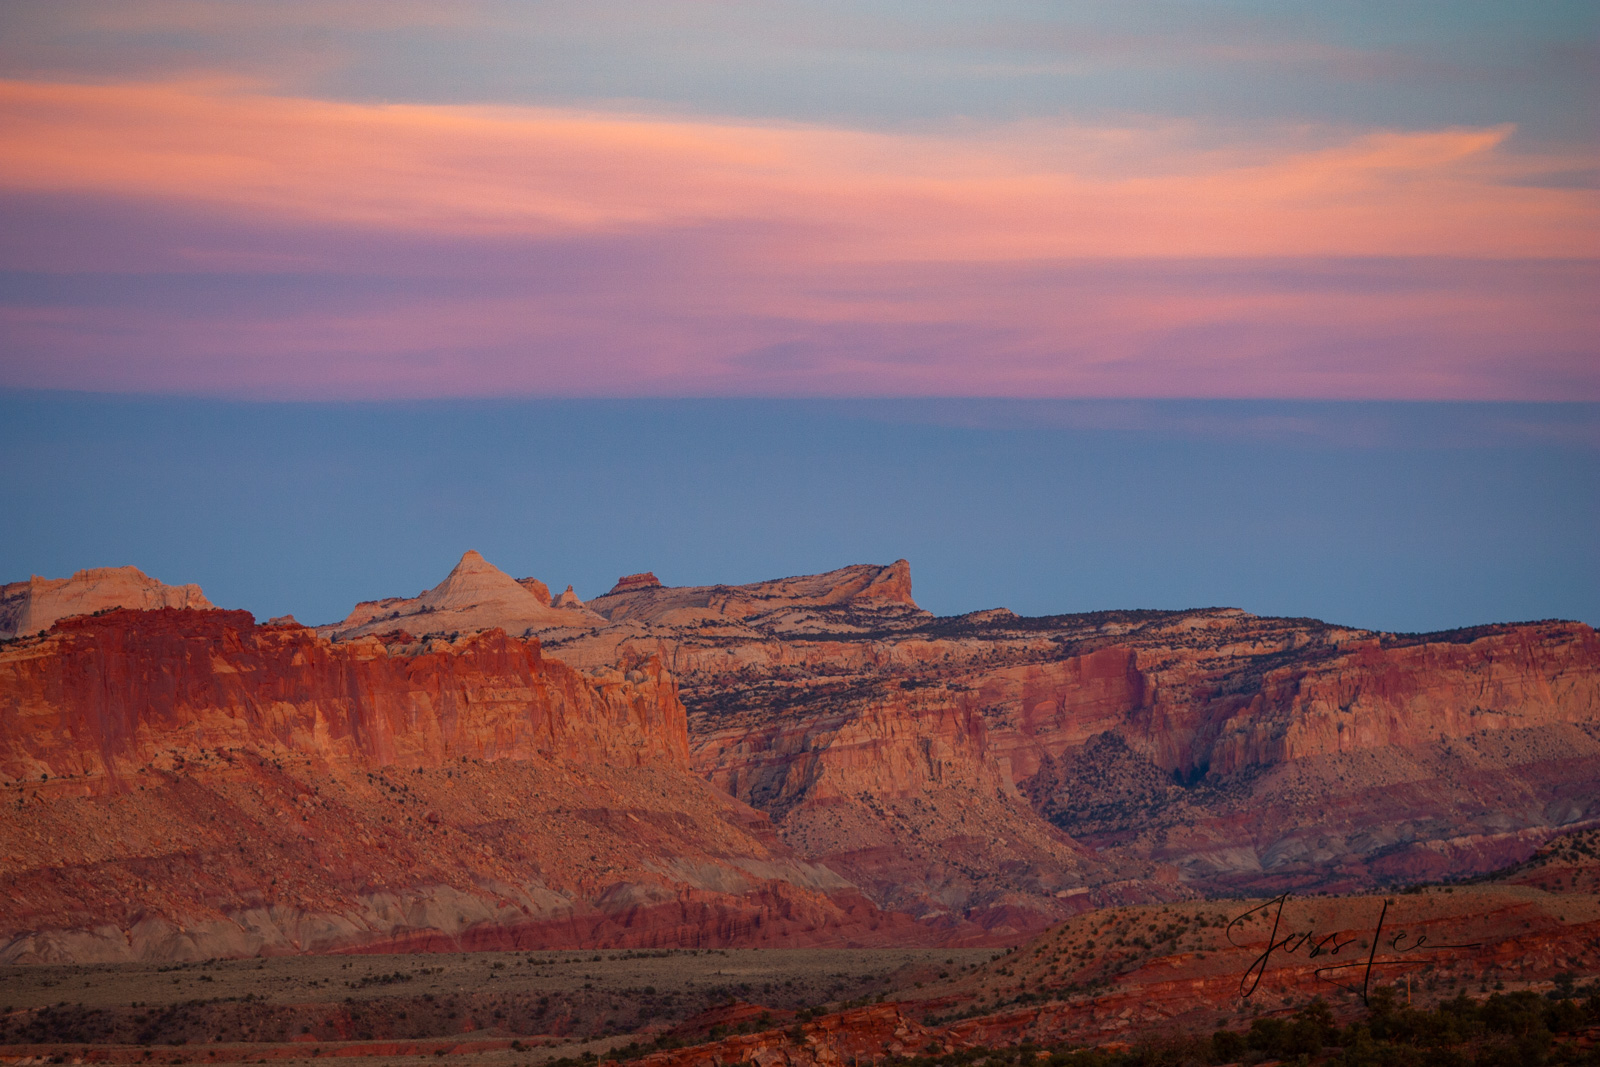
[1,77,1595,399]
[2,79,1593,259]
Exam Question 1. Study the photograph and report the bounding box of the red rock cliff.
[0,608,688,784]
[544,588,1600,923]
[0,608,958,961]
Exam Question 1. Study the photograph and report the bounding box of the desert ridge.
[0,604,938,961]
[534,555,1600,930]
[0,607,688,780]
[1,550,1598,963]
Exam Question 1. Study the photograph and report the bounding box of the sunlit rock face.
[0,607,688,780]
[540,561,1600,925]
[322,550,604,640]
[3,554,1596,961]
[0,606,940,961]
[0,566,213,640]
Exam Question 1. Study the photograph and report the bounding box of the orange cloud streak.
[2,78,1594,260]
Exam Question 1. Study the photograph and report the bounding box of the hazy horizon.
[5,392,1595,635]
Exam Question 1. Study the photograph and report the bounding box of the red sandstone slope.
[618,834,1600,1067]
[620,876,1600,1067]
[1,608,685,779]
[0,609,938,962]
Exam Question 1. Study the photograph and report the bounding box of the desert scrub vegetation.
[879,983,1600,1067]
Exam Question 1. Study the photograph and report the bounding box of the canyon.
[2,553,1598,961]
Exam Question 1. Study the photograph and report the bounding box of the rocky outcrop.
[611,572,664,594]
[0,607,687,781]
[9,553,1597,958]
[0,607,950,960]
[620,856,1600,1066]
[917,854,1600,1045]
[537,565,1600,927]
[324,551,600,639]
[0,566,212,640]
[586,560,920,626]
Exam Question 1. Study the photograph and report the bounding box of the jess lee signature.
[1226,894,1482,1004]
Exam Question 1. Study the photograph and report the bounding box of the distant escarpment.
[586,559,918,626]
[4,553,1597,960]
[541,565,1600,929]
[0,607,933,962]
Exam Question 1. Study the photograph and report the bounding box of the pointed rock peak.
[450,550,496,575]
[420,550,538,611]
[609,572,663,595]
[326,555,595,637]
[554,585,585,609]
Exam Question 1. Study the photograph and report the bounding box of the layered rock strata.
[5,553,1598,959]
[0,608,934,961]
[538,566,1600,930]
[586,560,917,626]
[324,551,601,640]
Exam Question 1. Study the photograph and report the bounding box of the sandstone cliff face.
[687,679,1122,932]
[10,555,1596,959]
[0,607,940,961]
[0,566,213,640]
[1201,623,1600,774]
[0,607,686,782]
[535,565,1600,928]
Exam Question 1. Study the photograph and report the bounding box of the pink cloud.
[1,79,1593,259]
[3,225,1593,399]
[1,79,1596,399]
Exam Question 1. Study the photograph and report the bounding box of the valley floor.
[0,946,992,1063]
[2,868,1595,1067]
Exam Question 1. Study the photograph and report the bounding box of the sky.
[3,394,1596,633]
[1,4,1595,630]
[1,0,1596,398]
